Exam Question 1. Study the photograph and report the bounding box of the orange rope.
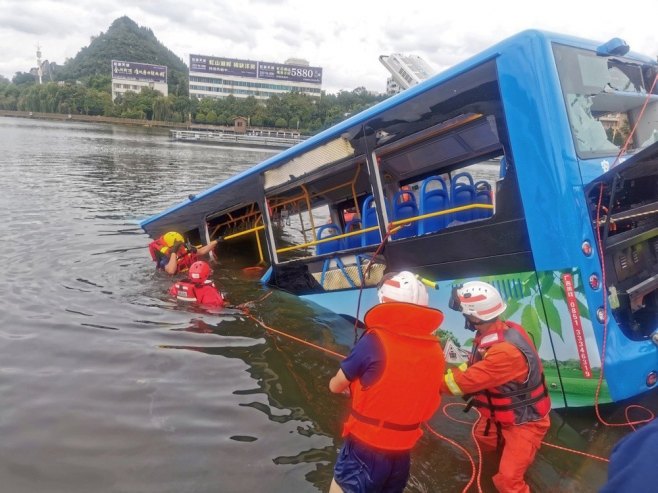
[593,75,658,428]
[424,422,478,493]
[242,311,347,360]
[539,440,609,463]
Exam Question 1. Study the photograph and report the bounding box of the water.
[0,116,648,492]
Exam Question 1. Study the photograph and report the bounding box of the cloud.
[0,0,656,93]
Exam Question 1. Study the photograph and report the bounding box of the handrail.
[222,225,265,240]
[274,203,494,254]
[390,203,493,228]
[276,225,380,253]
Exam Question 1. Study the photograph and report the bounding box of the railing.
[171,129,305,147]
[274,203,494,254]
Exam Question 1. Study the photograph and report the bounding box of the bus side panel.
[303,271,598,408]
[534,268,609,408]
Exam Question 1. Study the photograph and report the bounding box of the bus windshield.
[553,43,658,159]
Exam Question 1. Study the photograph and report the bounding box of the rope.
[597,206,658,225]
[242,310,347,360]
[352,222,401,344]
[236,292,619,491]
[592,74,658,429]
[540,440,608,463]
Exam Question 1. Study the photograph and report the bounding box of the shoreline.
[0,109,265,133]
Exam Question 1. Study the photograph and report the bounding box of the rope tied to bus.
[592,73,658,430]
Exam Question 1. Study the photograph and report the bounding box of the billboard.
[190,55,322,84]
[258,61,322,84]
[189,55,257,78]
[111,60,167,83]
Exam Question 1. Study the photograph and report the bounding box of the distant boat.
[170,129,305,150]
[142,30,658,409]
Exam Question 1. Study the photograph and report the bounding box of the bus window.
[554,43,658,158]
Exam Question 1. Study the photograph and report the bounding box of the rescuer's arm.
[197,239,219,256]
[164,252,178,275]
[444,342,528,395]
[329,369,351,394]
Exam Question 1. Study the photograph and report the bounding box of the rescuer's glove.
[170,241,184,254]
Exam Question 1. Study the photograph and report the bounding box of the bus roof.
[140,29,653,237]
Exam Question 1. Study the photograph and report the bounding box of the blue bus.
[141,30,658,408]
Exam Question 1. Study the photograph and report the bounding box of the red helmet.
[189,261,212,283]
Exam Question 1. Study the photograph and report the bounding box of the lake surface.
[0,116,649,492]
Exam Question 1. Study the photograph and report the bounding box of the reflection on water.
[0,116,649,492]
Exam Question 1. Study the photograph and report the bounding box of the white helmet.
[377,271,429,306]
[450,281,506,321]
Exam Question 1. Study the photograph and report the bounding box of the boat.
[170,129,305,150]
[141,30,658,409]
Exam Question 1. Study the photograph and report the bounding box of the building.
[111,60,168,100]
[443,340,470,365]
[379,53,435,95]
[189,55,322,101]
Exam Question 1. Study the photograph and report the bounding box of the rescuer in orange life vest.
[328,271,446,493]
[443,281,551,493]
[148,231,219,275]
[168,261,225,308]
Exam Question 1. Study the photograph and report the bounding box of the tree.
[436,330,461,349]
[12,72,36,86]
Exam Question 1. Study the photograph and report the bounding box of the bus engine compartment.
[588,142,658,340]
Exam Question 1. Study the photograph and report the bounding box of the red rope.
[242,311,347,360]
[352,223,401,342]
[592,76,658,428]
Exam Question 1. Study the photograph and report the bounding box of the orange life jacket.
[467,321,550,425]
[343,302,446,451]
[148,236,197,272]
[169,280,224,307]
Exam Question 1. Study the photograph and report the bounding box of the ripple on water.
[0,117,617,493]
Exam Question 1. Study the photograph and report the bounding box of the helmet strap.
[464,315,490,332]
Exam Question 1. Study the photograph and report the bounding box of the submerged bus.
[141,30,658,408]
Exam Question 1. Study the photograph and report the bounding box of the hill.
[56,16,188,95]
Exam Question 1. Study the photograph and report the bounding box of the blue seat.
[392,189,418,239]
[499,156,507,179]
[362,195,382,246]
[474,180,493,219]
[451,172,476,223]
[419,176,450,234]
[344,218,362,249]
[316,223,342,255]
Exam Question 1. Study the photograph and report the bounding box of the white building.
[111,60,168,100]
[443,340,470,364]
[379,53,435,94]
[189,55,322,101]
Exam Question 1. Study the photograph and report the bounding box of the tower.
[36,44,43,84]
[379,53,435,94]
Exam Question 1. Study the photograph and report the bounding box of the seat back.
[499,156,507,179]
[474,180,493,219]
[451,172,476,222]
[419,176,449,234]
[316,223,343,255]
[344,218,362,249]
[362,195,383,246]
[392,190,418,239]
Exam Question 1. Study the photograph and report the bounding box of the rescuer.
[443,281,551,493]
[328,271,446,493]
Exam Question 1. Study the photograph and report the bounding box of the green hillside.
[56,16,188,95]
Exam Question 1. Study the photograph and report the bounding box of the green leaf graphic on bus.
[482,270,591,347]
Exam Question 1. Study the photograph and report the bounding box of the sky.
[0,0,656,94]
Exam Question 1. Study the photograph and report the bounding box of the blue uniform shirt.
[340,332,385,387]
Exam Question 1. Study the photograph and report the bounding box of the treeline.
[0,75,386,134]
